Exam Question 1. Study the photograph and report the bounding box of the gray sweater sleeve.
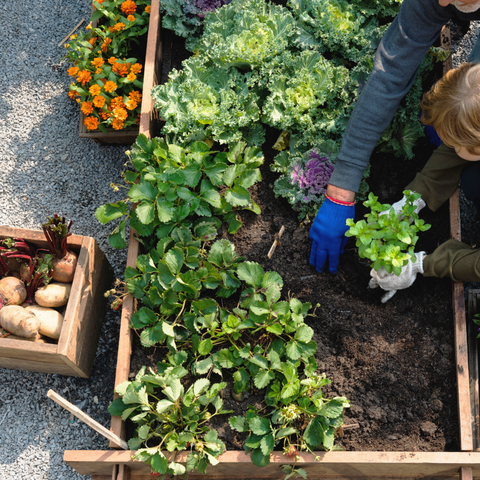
[329,0,452,193]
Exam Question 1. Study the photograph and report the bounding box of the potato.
[25,305,64,339]
[35,282,72,308]
[0,305,40,338]
[0,276,27,306]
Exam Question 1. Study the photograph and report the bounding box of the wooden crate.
[0,226,112,377]
[64,23,479,479]
[78,0,162,145]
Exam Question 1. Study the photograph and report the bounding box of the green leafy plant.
[95,135,263,249]
[345,190,431,275]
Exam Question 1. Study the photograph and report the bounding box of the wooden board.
[0,226,112,377]
[64,450,480,477]
[78,1,162,144]
[468,289,480,451]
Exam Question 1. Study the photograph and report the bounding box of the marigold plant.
[63,0,151,132]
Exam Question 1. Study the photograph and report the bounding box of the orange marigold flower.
[81,101,94,115]
[92,0,104,8]
[113,107,128,121]
[68,91,77,100]
[137,114,141,124]
[84,116,99,130]
[88,36,97,46]
[76,98,81,103]
[114,22,126,32]
[108,26,116,33]
[91,57,104,68]
[108,57,117,65]
[131,63,142,74]
[112,62,130,77]
[86,22,93,30]
[67,66,79,77]
[121,0,137,15]
[93,95,106,108]
[89,84,101,96]
[77,70,91,86]
[99,110,111,120]
[101,38,112,52]
[129,90,142,103]
[112,118,124,130]
[127,14,135,22]
[111,96,126,109]
[125,99,138,110]
[127,72,136,82]
[145,5,151,13]
[104,81,117,93]
[64,43,70,49]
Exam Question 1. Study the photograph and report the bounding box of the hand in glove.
[369,252,426,303]
[380,192,426,223]
[309,196,355,274]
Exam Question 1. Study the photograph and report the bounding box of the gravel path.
[0,3,479,479]
[0,1,129,479]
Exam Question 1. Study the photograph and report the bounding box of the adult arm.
[424,239,480,282]
[329,0,451,194]
[406,144,470,211]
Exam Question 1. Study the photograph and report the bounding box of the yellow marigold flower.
[145,5,151,13]
[89,84,101,96]
[76,98,81,103]
[111,96,126,109]
[127,14,135,22]
[84,116,99,130]
[131,63,142,74]
[127,72,136,82]
[121,0,137,15]
[125,99,138,110]
[114,22,125,32]
[108,57,117,65]
[81,101,94,115]
[64,43,70,48]
[86,22,93,30]
[77,70,91,86]
[129,90,142,103]
[104,81,117,93]
[93,95,105,108]
[112,118,124,130]
[67,66,79,77]
[101,38,112,52]
[70,34,78,40]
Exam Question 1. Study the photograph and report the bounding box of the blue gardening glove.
[309,197,355,274]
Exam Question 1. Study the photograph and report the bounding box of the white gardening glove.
[368,252,426,303]
[380,192,426,223]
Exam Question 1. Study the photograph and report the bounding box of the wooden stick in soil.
[267,226,285,259]
[47,389,128,450]
[57,18,85,47]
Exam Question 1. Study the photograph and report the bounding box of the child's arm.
[424,239,480,282]
[406,144,470,212]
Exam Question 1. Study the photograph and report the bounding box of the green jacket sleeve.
[423,239,480,282]
[406,144,470,212]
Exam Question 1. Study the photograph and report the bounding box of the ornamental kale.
[160,0,232,49]
[291,152,334,200]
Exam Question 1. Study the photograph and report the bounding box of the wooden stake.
[47,389,129,450]
[58,18,85,47]
[267,226,285,259]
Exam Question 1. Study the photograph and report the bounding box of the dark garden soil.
[129,30,459,454]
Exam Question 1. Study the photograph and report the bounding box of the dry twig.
[267,225,285,259]
[58,18,85,47]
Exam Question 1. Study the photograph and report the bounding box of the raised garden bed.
[78,0,161,145]
[0,226,112,377]
[63,23,480,478]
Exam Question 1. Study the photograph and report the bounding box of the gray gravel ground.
[1,3,480,480]
[0,1,129,479]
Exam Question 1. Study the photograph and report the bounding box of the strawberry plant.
[95,135,263,250]
[345,190,431,275]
